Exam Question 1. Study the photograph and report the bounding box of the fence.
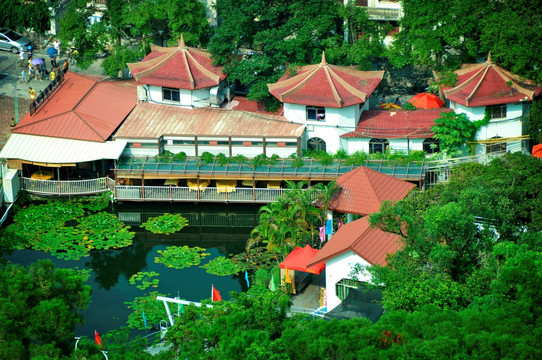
[22,177,111,195]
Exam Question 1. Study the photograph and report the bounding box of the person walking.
[62,60,69,73]
[40,59,48,80]
[53,38,61,55]
[33,65,42,82]
[20,68,28,83]
[28,87,36,101]
[19,51,25,68]
[50,67,56,81]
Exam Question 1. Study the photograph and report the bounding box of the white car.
[0,28,32,53]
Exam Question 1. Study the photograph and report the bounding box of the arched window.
[423,138,440,154]
[307,137,326,152]
[369,138,388,154]
[486,136,506,154]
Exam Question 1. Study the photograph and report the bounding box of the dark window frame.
[163,87,180,102]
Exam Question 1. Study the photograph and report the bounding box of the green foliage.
[140,213,189,235]
[166,286,291,360]
[129,271,160,290]
[155,246,210,269]
[1,198,133,260]
[199,151,215,165]
[102,45,144,78]
[528,100,542,145]
[231,247,277,271]
[0,260,91,357]
[125,291,175,330]
[201,256,242,276]
[0,0,50,33]
[431,111,478,155]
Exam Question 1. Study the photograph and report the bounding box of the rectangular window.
[306,106,326,121]
[163,87,180,102]
[172,140,194,145]
[488,105,506,119]
[335,278,363,301]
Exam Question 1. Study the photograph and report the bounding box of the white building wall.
[284,103,362,154]
[325,250,372,311]
[192,88,211,108]
[451,101,524,142]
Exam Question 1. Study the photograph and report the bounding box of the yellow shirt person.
[29,87,36,101]
[50,69,56,81]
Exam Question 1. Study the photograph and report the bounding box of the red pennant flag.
[94,330,103,348]
[212,285,222,302]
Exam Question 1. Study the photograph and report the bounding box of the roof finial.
[487,51,492,64]
[320,51,327,67]
[179,34,186,49]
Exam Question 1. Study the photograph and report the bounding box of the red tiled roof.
[267,53,384,108]
[442,53,542,107]
[127,35,226,90]
[226,96,283,116]
[12,72,137,142]
[341,108,453,139]
[114,102,304,139]
[328,166,415,216]
[307,217,401,268]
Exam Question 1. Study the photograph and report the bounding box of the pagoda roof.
[267,53,384,108]
[127,35,227,90]
[442,53,542,107]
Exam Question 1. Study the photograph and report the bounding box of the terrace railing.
[22,177,112,195]
[116,157,427,181]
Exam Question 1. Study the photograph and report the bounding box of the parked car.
[0,28,32,53]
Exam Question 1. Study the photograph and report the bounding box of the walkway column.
[347,213,354,224]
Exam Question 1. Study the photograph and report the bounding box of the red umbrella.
[408,93,444,109]
[533,144,542,158]
[379,102,401,110]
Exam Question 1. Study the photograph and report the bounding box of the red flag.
[211,285,222,302]
[94,330,103,348]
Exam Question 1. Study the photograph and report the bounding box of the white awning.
[0,134,127,164]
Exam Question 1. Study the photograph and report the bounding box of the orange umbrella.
[408,93,444,109]
[379,102,401,110]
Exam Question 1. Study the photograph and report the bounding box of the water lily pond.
[5,202,259,336]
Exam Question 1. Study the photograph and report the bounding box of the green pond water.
[5,202,260,338]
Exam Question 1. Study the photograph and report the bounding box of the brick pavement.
[0,95,30,149]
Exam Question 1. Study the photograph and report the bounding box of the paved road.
[0,49,106,148]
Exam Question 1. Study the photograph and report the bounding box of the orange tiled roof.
[328,166,415,216]
[307,217,401,268]
[12,72,137,142]
[127,35,227,90]
[114,102,304,139]
[341,108,453,139]
[442,52,542,107]
[267,52,384,108]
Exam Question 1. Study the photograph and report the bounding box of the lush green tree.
[166,286,291,360]
[247,181,332,260]
[0,260,91,358]
[527,100,542,145]
[121,0,210,47]
[58,0,112,70]
[0,0,50,34]
[431,111,480,155]
[480,0,542,83]
[367,152,542,312]
[209,0,344,109]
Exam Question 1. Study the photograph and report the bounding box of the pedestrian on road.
[40,59,48,79]
[33,66,42,82]
[53,38,61,55]
[20,69,28,83]
[50,68,56,81]
[62,60,68,73]
[28,87,36,101]
[19,51,25,68]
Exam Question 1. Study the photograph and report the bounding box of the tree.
[209,0,345,110]
[367,152,542,312]
[389,0,490,71]
[0,260,91,358]
[430,111,480,155]
[527,100,542,145]
[480,0,542,83]
[166,286,291,360]
[0,0,50,34]
[58,0,112,70]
